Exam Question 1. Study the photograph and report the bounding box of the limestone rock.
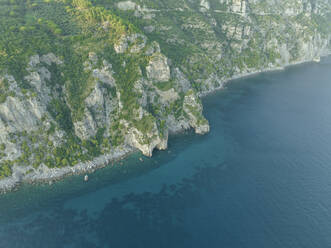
[85,83,105,108]
[40,53,63,66]
[157,88,179,103]
[166,115,191,134]
[0,96,45,133]
[145,41,161,56]
[117,1,137,11]
[114,34,147,54]
[194,122,210,134]
[173,68,191,93]
[114,36,128,54]
[183,90,210,134]
[126,122,168,156]
[73,109,97,140]
[92,62,116,86]
[1,0,331,188]
[146,53,171,82]
[200,0,210,11]
[231,0,246,14]
[28,55,40,68]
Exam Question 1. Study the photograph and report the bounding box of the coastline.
[0,146,135,194]
[0,54,329,194]
[199,54,330,97]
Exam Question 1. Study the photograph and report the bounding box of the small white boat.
[84,175,89,182]
[313,57,320,63]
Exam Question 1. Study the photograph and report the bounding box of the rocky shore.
[1,0,330,193]
[199,54,330,97]
[1,54,329,194]
[0,146,134,193]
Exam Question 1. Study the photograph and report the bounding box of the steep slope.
[0,0,330,188]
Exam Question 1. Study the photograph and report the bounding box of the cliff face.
[0,0,330,182]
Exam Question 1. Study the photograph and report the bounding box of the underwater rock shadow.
[0,163,226,248]
[0,130,206,224]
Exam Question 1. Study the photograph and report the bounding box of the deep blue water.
[1,58,331,248]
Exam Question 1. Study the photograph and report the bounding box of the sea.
[0,57,331,248]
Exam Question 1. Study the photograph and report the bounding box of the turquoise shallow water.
[0,58,331,247]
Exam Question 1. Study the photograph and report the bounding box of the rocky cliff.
[0,0,330,187]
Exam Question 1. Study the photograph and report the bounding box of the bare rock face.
[25,68,52,103]
[0,118,19,160]
[0,118,7,143]
[173,68,191,93]
[0,92,47,164]
[40,53,63,66]
[194,122,210,134]
[2,0,330,189]
[25,53,63,103]
[85,83,108,126]
[156,129,168,150]
[76,55,119,137]
[85,83,105,108]
[114,34,147,54]
[84,52,98,71]
[114,36,128,54]
[117,1,137,11]
[166,115,191,134]
[0,96,45,133]
[200,0,210,11]
[145,41,161,56]
[146,53,171,82]
[183,90,210,135]
[0,54,66,167]
[156,88,179,104]
[231,0,246,14]
[126,122,168,157]
[73,109,97,140]
[28,55,40,68]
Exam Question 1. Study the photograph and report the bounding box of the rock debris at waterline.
[0,0,330,193]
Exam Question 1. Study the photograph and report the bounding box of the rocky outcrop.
[166,115,191,134]
[183,90,210,135]
[172,68,191,93]
[146,53,171,82]
[200,0,210,12]
[117,1,137,11]
[0,0,330,191]
[114,34,147,54]
[126,129,166,157]
[0,97,45,133]
[73,109,97,140]
[125,118,168,157]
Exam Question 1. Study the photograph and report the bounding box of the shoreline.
[199,54,330,97]
[0,146,135,194]
[0,54,329,194]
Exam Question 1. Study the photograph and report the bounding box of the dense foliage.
[0,0,330,177]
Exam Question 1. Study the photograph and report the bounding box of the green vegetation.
[0,0,330,179]
[0,161,12,179]
[134,114,156,134]
[154,80,174,91]
[48,99,73,131]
